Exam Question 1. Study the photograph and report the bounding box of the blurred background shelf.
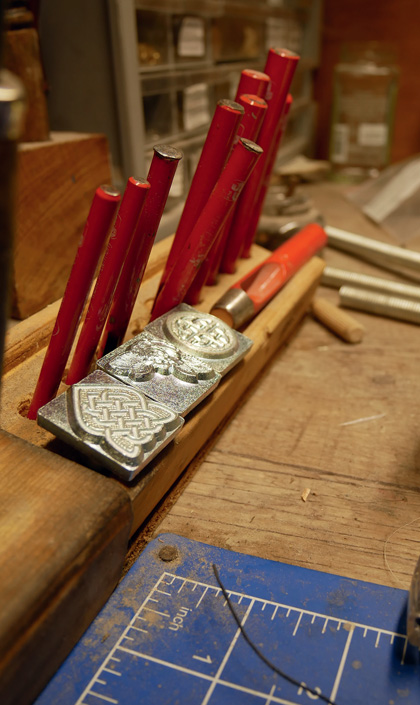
[39,0,322,238]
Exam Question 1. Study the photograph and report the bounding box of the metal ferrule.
[211,288,255,329]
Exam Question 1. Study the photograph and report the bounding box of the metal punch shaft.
[322,266,420,301]
[339,286,420,325]
[326,226,420,272]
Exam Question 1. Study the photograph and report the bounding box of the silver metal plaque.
[97,330,221,416]
[37,370,184,482]
[145,304,253,376]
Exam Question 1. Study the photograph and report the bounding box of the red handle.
[241,93,293,259]
[158,99,244,295]
[98,145,182,356]
[152,138,263,320]
[186,94,268,304]
[66,177,150,385]
[234,223,327,313]
[234,68,271,100]
[221,49,299,275]
[28,185,120,418]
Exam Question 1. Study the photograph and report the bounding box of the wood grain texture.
[3,234,173,376]
[12,132,112,319]
[1,243,323,533]
[124,257,325,533]
[0,238,322,703]
[136,184,420,592]
[312,296,365,342]
[8,181,419,701]
[0,430,132,705]
[0,238,271,443]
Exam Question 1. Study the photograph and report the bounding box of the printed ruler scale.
[34,534,420,705]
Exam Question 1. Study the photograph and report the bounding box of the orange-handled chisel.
[211,223,327,328]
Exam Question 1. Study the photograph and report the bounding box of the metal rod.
[220,49,299,274]
[326,225,420,271]
[339,286,420,325]
[240,93,293,260]
[234,68,271,99]
[322,265,420,302]
[186,93,268,303]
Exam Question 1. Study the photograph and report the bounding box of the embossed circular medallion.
[164,311,238,359]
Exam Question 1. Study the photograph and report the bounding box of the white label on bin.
[178,17,205,57]
[183,83,210,131]
[331,124,349,163]
[358,123,388,147]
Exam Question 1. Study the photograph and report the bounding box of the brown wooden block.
[0,430,132,705]
[12,132,112,319]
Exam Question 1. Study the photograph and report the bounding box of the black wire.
[212,564,339,705]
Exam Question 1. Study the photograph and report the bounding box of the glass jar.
[329,42,399,179]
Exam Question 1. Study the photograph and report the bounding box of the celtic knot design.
[104,332,216,384]
[69,384,179,461]
[164,311,237,359]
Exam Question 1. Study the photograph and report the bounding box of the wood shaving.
[301,487,311,502]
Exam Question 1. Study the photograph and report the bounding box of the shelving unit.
[39,0,322,236]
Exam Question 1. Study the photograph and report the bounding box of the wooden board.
[0,237,324,705]
[0,430,131,705]
[139,183,420,594]
[125,255,324,532]
[12,132,112,319]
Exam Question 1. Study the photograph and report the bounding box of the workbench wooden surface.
[0,233,323,705]
[2,182,420,705]
[131,182,420,592]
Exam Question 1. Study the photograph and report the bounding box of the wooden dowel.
[312,296,365,343]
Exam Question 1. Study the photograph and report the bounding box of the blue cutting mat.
[35,533,419,705]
